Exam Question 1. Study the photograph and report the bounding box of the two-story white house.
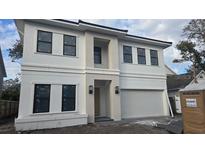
[15,19,172,131]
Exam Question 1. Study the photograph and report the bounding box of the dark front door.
[95,87,100,116]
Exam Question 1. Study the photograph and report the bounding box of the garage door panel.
[121,90,164,118]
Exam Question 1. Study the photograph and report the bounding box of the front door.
[95,87,100,116]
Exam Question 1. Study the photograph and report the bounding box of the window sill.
[34,52,79,58]
[121,62,160,67]
[31,110,78,116]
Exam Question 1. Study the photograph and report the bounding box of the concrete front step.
[95,117,113,122]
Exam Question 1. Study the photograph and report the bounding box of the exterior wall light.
[89,85,94,94]
[115,86,119,94]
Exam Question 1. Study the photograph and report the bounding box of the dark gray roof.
[0,47,7,77]
[167,74,193,91]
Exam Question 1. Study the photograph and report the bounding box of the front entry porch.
[94,80,113,122]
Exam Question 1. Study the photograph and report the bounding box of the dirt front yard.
[0,116,182,134]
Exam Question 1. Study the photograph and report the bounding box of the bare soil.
[0,117,171,134]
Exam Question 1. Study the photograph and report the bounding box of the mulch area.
[0,117,16,134]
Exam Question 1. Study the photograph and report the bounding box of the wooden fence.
[0,100,19,119]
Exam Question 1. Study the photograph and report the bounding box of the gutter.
[126,34,172,45]
[125,34,172,48]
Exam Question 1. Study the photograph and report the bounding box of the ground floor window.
[33,84,50,113]
[62,85,76,111]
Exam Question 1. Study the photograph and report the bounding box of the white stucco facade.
[15,19,172,131]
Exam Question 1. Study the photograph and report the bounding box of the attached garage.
[121,90,165,119]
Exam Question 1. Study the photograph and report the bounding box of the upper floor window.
[37,30,52,53]
[62,85,76,112]
[63,35,76,56]
[33,84,50,113]
[150,50,158,66]
[94,47,102,64]
[137,48,146,64]
[123,45,132,63]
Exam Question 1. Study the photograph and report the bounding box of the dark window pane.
[137,48,146,64]
[62,98,75,111]
[123,46,132,53]
[34,99,49,113]
[35,85,50,97]
[151,57,158,65]
[150,50,158,57]
[137,48,145,56]
[150,50,158,65]
[94,47,101,64]
[64,35,76,46]
[63,85,76,97]
[94,57,101,64]
[37,31,52,53]
[38,31,52,42]
[64,45,76,56]
[124,54,132,63]
[138,56,146,64]
[123,45,132,63]
[33,84,50,113]
[62,85,76,112]
[37,42,52,53]
[63,35,76,56]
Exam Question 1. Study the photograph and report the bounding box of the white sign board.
[186,98,197,107]
[175,96,182,113]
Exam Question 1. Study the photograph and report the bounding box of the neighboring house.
[15,19,172,131]
[0,47,7,95]
[167,73,193,114]
[165,65,176,76]
[181,70,205,91]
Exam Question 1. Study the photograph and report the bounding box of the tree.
[174,19,205,73]
[8,40,23,62]
[0,78,20,101]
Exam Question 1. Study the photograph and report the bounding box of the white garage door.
[121,90,164,119]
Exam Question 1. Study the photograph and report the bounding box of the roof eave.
[125,34,172,49]
[14,19,24,42]
[165,65,177,75]
[22,19,128,37]
[15,19,172,48]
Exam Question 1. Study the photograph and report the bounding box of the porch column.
[85,32,94,68]
[108,38,119,70]
[109,78,121,121]
[85,75,95,123]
